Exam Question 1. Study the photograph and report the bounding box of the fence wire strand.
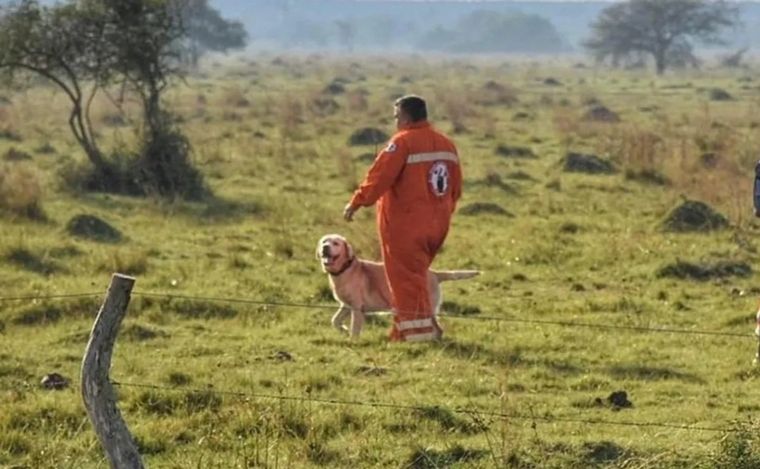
[111,380,739,434]
[131,291,755,339]
[0,289,754,339]
[0,292,102,302]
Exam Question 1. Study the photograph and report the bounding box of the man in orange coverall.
[343,95,462,341]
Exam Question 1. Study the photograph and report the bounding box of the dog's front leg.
[331,305,351,334]
[349,309,365,339]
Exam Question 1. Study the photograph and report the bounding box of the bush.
[59,114,207,201]
[136,117,208,200]
[0,163,44,219]
[713,420,760,469]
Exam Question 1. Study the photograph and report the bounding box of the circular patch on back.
[429,161,449,197]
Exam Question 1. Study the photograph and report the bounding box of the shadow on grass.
[12,297,100,326]
[413,405,485,434]
[435,339,583,375]
[180,196,267,222]
[605,364,704,383]
[407,444,488,469]
[77,192,266,223]
[5,248,64,275]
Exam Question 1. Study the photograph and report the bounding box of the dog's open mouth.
[321,253,337,267]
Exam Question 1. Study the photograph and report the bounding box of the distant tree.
[182,0,248,66]
[719,47,748,68]
[100,0,206,198]
[335,20,356,52]
[417,11,568,54]
[584,0,739,75]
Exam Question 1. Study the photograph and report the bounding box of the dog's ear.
[343,238,354,259]
[316,237,325,260]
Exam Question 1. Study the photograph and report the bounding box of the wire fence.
[0,289,754,340]
[0,288,755,440]
[111,380,741,434]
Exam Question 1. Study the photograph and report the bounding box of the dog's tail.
[433,270,481,282]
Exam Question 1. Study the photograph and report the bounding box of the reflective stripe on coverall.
[349,121,462,341]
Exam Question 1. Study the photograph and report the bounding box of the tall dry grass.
[0,163,44,220]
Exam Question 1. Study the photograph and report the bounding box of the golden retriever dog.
[317,234,480,338]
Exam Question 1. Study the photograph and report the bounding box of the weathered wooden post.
[81,274,144,468]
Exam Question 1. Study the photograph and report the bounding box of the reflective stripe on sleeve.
[406,151,458,165]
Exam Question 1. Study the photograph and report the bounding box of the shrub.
[0,163,44,219]
[713,420,760,469]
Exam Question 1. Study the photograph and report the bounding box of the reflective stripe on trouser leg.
[398,318,436,342]
[404,329,438,342]
[398,318,433,331]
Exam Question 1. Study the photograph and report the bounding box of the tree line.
[0,0,743,201]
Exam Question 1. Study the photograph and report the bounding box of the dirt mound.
[660,200,728,232]
[348,127,389,146]
[512,111,533,121]
[709,88,733,101]
[66,214,123,243]
[624,169,669,186]
[459,202,513,217]
[480,173,518,193]
[40,372,69,390]
[311,97,340,116]
[562,152,616,174]
[583,105,620,123]
[477,80,518,106]
[583,441,625,464]
[495,144,536,159]
[595,390,633,410]
[657,260,751,281]
[323,80,346,95]
[483,80,506,92]
[3,147,32,161]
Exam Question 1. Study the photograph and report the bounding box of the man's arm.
[344,138,407,220]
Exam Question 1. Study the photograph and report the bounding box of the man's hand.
[343,203,358,222]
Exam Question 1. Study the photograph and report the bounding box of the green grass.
[2,54,760,467]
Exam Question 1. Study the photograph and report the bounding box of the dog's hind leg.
[349,309,365,339]
[430,283,444,339]
[332,305,351,334]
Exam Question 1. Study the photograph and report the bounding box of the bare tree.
[0,1,114,176]
[584,0,739,75]
[0,0,245,199]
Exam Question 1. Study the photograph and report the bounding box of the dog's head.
[316,234,354,274]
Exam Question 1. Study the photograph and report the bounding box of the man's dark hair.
[395,95,427,122]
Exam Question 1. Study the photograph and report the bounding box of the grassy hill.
[1,53,760,467]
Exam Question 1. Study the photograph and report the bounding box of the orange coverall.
[349,121,462,341]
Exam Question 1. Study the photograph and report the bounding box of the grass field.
[2,53,760,468]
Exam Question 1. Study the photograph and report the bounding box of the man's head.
[394,95,427,130]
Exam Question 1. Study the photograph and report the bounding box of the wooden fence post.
[81,274,144,468]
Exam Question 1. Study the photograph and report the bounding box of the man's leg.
[382,237,437,342]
